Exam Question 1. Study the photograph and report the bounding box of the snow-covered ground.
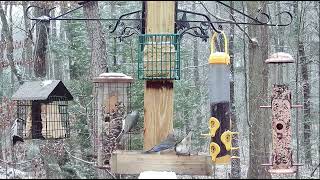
[0,166,31,179]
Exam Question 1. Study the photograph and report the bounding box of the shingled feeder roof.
[12,80,73,101]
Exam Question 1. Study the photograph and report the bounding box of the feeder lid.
[93,72,134,83]
[12,80,73,101]
[265,52,294,64]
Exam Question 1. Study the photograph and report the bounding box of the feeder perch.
[11,80,73,140]
[138,34,181,80]
[92,73,133,167]
[261,52,303,174]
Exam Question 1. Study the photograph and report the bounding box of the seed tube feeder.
[261,52,303,174]
[203,31,236,164]
[92,73,133,167]
[11,80,73,140]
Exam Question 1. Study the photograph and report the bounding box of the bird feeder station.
[202,31,239,164]
[261,52,303,174]
[11,80,73,140]
[92,73,133,167]
[138,34,181,80]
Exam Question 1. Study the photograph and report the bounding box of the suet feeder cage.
[92,73,133,165]
[138,34,180,80]
[262,52,302,174]
[11,80,73,140]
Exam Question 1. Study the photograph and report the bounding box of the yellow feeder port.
[210,142,221,162]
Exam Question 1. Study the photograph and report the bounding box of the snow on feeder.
[138,34,180,80]
[92,73,133,167]
[11,80,73,140]
[202,31,238,164]
[261,52,303,174]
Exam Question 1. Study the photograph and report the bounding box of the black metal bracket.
[176,1,293,42]
[176,9,221,42]
[26,1,293,42]
[25,2,143,41]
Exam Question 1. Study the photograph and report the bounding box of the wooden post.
[143,1,176,150]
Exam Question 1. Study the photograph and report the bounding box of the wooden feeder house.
[138,34,181,80]
[261,52,303,174]
[11,80,73,140]
[92,73,133,167]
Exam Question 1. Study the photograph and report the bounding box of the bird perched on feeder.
[116,110,140,142]
[11,118,24,146]
[175,130,193,156]
[144,132,177,153]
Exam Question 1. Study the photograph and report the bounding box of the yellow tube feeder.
[208,31,231,164]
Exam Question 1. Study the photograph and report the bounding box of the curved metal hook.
[177,9,221,33]
[274,11,293,26]
[179,26,209,41]
[215,1,293,27]
[26,5,56,21]
[109,10,142,33]
[256,12,271,24]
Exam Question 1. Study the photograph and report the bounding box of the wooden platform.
[110,150,213,175]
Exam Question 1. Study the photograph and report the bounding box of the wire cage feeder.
[11,80,73,140]
[92,73,134,165]
[138,34,181,80]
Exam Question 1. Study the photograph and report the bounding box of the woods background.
[0,1,319,179]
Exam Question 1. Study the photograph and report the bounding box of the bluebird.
[144,133,177,153]
[175,130,192,156]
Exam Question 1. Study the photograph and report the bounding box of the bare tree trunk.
[60,1,70,81]
[22,1,33,79]
[83,2,108,178]
[229,1,241,179]
[297,1,312,166]
[0,19,4,101]
[83,1,108,79]
[33,2,50,79]
[300,40,312,166]
[192,2,204,134]
[50,8,56,79]
[246,1,271,179]
[0,5,23,84]
[293,1,301,178]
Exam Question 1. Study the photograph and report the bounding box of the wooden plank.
[143,1,176,151]
[145,1,175,34]
[143,81,174,150]
[111,150,213,175]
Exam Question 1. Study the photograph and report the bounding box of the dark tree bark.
[60,1,71,81]
[0,17,4,100]
[33,2,50,78]
[83,2,108,178]
[229,1,241,179]
[300,40,312,165]
[246,1,271,179]
[297,1,312,166]
[83,1,108,79]
[22,1,33,78]
[0,5,23,84]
